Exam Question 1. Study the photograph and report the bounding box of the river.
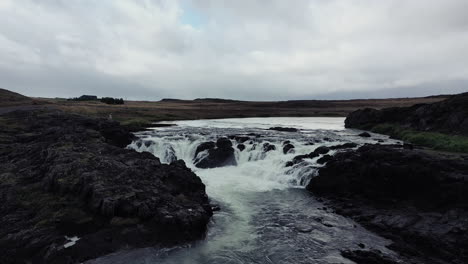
[88,117,402,264]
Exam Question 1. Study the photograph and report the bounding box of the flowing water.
[88,117,402,264]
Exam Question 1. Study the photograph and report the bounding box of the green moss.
[371,123,468,153]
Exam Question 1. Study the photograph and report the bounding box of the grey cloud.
[0,0,467,100]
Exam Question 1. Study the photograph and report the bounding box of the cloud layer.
[1,0,467,100]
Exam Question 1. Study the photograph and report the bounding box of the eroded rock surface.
[308,144,468,264]
[194,137,237,168]
[0,110,212,264]
[345,92,468,135]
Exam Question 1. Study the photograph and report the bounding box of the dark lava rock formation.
[194,137,237,168]
[268,127,299,132]
[0,110,212,264]
[285,146,331,167]
[345,92,468,135]
[329,142,358,150]
[283,143,295,154]
[358,132,371,137]
[308,144,468,264]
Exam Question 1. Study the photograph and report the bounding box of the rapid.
[88,117,401,264]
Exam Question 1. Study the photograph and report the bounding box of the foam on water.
[89,117,402,264]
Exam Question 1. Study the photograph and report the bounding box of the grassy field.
[2,88,465,152]
[372,123,468,153]
[32,96,448,127]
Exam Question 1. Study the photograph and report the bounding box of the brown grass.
[34,96,448,125]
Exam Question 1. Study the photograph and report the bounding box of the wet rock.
[195,137,237,168]
[0,110,212,264]
[143,140,153,147]
[287,151,320,166]
[211,204,221,212]
[232,136,250,143]
[282,140,291,145]
[313,146,330,155]
[194,141,215,158]
[263,143,276,152]
[358,132,371,137]
[317,154,333,164]
[283,143,295,154]
[329,142,358,150]
[135,140,143,148]
[309,144,468,264]
[403,143,414,150]
[237,144,246,151]
[216,137,233,148]
[268,127,298,132]
[341,250,399,264]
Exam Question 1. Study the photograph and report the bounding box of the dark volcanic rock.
[217,137,233,148]
[287,151,320,167]
[283,143,295,154]
[194,141,216,158]
[308,144,468,264]
[345,92,468,136]
[329,142,358,150]
[263,142,276,152]
[268,127,299,132]
[316,154,333,164]
[313,146,330,155]
[228,135,250,143]
[358,132,371,137]
[194,137,237,168]
[0,110,212,264]
[237,144,246,151]
[341,250,399,264]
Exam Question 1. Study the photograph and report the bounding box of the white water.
[89,117,402,264]
[156,117,346,131]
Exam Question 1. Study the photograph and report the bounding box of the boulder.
[313,146,330,155]
[237,144,246,151]
[358,132,371,137]
[287,151,320,166]
[263,142,276,152]
[194,138,237,168]
[194,141,215,158]
[216,137,233,148]
[283,143,295,154]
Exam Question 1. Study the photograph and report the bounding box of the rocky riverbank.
[345,92,468,135]
[307,144,468,263]
[0,110,212,264]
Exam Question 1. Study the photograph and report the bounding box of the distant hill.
[0,88,30,105]
[193,98,241,103]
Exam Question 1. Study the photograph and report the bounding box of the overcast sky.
[1,0,468,100]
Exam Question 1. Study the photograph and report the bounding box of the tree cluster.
[100,97,124,105]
